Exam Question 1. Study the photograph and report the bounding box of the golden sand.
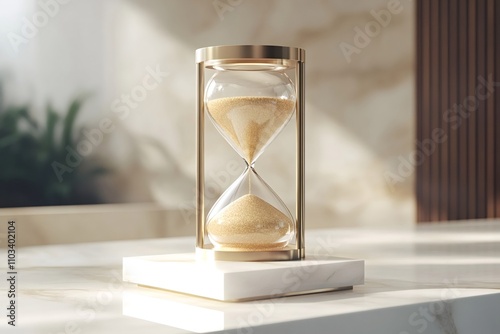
[207,96,295,163]
[207,194,292,250]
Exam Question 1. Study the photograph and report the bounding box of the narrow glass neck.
[244,159,256,169]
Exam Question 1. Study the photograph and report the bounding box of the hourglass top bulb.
[205,70,296,165]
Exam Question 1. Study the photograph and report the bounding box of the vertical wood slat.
[439,0,449,221]
[485,0,495,218]
[416,0,499,222]
[419,0,431,223]
[423,0,432,223]
[476,0,486,218]
[496,0,500,217]
[467,0,477,219]
[429,0,441,222]
[457,0,469,220]
[416,0,424,222]
[448,0,459,221]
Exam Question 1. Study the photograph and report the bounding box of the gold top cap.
[196,45,305,70]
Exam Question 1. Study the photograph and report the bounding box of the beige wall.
[0,0,414,245]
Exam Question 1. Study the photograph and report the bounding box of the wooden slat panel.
[416,0,499,222]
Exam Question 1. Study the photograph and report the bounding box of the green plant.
[0,96,109,207]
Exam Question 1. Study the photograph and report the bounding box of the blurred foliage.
[0,93,109,208]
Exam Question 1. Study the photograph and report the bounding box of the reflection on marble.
[1,221,499,333]
[123,289,226,333]
[121,287,499,334]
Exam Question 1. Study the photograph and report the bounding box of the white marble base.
[122,253,364,301]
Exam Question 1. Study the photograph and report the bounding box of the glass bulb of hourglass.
[205,69,296,251]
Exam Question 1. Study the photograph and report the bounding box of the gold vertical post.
[296,59,305,258]
[196,62,205,248]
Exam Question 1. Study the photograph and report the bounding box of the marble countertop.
[2,221,499,334]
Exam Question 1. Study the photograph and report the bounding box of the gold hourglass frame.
[196,45,305,261]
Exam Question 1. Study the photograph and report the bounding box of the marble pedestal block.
[122,253,364,301]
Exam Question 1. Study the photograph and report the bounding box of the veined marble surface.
[1,220,499,333]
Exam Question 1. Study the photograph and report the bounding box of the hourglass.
[123,46,363,301]
[196,45,305,261]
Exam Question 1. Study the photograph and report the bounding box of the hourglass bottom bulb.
[207,194,293,251]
